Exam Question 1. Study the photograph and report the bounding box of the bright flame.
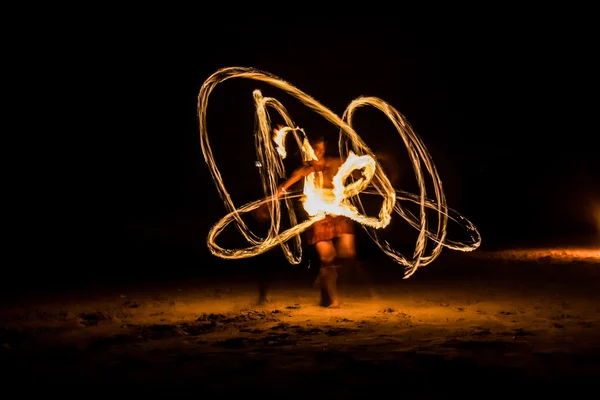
[198,67,481,278]
[272,126,291,159]
[301,151,386,229]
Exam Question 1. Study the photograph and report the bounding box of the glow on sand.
[474,248,600,263]
[198,67,481,278]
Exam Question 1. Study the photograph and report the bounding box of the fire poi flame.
[198,67,481,278]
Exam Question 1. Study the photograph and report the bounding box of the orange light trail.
[198,67,481,278]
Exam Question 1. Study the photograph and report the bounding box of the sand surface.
[1,247,599,395]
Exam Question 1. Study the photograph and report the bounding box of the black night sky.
[31,18,598,287]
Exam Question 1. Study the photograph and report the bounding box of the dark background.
[20,17,598,289]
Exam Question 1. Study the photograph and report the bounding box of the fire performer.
[256,130,368,307]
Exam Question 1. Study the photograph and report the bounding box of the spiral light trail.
[198,67,481,278]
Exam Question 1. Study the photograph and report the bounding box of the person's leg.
[314,240,340,307]
[336,233,357,259]
[252,208,276,305]
[256,255,274,305]
[335,233,373,296]
[257,275,271,304]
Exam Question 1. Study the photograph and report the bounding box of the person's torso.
[308,157,342,189]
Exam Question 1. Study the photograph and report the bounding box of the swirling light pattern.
[198,67,481,278]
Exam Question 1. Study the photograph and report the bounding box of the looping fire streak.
[198,67,481,278]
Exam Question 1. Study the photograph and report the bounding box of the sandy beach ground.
[1,246,599,395]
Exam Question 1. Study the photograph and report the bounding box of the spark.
[198,67,481,278]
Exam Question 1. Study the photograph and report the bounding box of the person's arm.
[276,165,310,197]
[254,166,307,222]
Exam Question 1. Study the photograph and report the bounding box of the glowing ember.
[198,67,481,278]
